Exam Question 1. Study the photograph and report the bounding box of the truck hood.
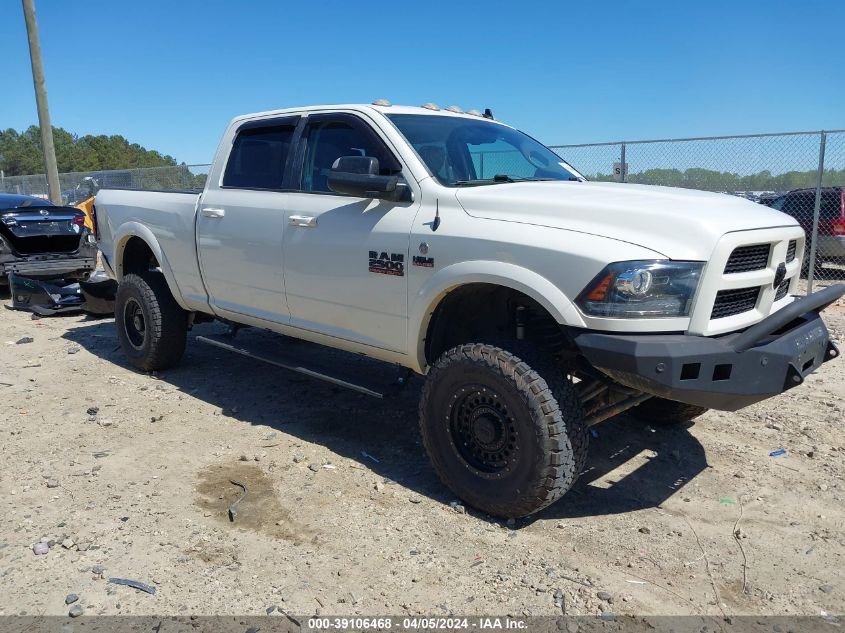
[455,181,800,260]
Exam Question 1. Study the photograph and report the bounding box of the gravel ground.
[0,285,843,619]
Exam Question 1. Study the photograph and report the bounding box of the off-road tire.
[115,272,187,371]
[630,397,708,425]
[419,343,588,518]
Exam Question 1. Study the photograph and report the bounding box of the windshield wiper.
[452,175,578,186]
[451,174,579,187]
[452,174,516,186]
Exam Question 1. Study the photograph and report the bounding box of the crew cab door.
[197,116,300,323]
[282,112,419,351]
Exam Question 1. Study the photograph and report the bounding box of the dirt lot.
[0,285,843,620]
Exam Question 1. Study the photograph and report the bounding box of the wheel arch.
[409,261,587,372]
[112,223,189,310]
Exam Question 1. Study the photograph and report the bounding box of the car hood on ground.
[455,181,800,260]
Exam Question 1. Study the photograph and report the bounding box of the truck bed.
[95,188,209,310]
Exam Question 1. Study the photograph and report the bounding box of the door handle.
[201,207,226,218]
[289,215,317,227]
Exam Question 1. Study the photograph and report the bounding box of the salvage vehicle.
[64,171,133,206]
[767,187,845,271]
[95,102,844,518]
[0,193,97,287]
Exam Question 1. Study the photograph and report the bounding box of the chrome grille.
[786,240,797,263]
[711,287,760,319]
[724,244,770,273]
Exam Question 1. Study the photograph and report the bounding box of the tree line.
[4,126,841,195]
[0,126,208,196]
[0,125,177,176]
[590,167,845,191]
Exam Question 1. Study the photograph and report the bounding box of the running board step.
[196,332,405,398]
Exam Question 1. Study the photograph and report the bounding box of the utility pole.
[22,0,61,204]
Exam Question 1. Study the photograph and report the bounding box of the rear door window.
[820,190,842,220]
[781,190,843,220]
[782,192,814,218]
[223,121,297,190]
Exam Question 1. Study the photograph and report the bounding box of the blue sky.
[2,0,843,165]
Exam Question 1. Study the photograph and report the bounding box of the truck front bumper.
[573,284,845,411]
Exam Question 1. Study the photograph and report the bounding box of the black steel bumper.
[573,284,845,411]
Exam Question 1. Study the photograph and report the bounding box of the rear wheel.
[629,397,708,425]
[419,343,588,518]
[115,273,187,371]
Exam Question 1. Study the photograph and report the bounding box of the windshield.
[387,114,584,186]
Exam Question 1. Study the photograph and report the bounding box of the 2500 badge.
[369,251,405,276]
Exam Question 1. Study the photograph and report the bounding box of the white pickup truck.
[95,102,843,518]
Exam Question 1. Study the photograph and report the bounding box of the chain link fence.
[551,130,845,291]
[0,164,210,205]
[2,129,843,290]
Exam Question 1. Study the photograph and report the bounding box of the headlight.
[576,261,704,318]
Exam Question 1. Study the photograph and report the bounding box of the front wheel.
[115,273,187,371]
[419,343,588,518]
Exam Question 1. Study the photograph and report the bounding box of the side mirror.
[327,156,411,202]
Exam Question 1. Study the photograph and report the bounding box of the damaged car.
[0,193,97,288]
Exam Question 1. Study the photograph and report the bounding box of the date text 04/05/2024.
[306,616,527,630]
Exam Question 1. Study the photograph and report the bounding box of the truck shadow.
[62,320,707,524]
[536,417,707,522]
